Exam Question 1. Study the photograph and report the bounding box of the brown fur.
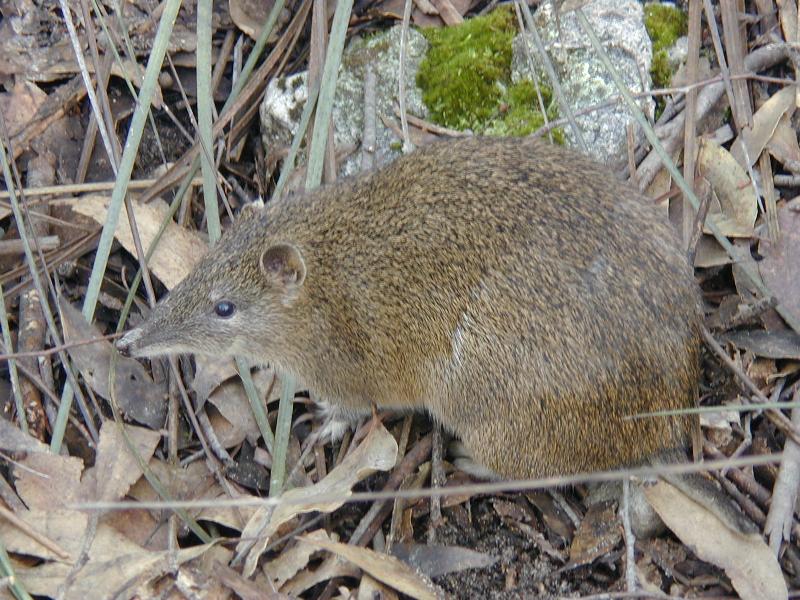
[118,136,702,479]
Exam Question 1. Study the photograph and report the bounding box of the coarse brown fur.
[118,136,702,480]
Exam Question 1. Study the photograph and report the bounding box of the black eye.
[214,300,235,318]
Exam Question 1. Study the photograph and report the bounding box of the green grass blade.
[269,372,296,496]
[305,0,355,189]
[0,539,33,600]
[80,0,182,323]
[48,0,183,453]
[0,281,25,434]
[197,0,220,244]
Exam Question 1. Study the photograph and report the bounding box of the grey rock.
[512,0,655,164]
[668,35,689,70]
[260,25,429,178]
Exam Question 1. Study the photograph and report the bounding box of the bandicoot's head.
[116,206,308,363]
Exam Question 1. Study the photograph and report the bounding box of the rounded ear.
[260,243,306,287]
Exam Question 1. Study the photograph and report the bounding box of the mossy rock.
[485,81,563,142]
[644,3,688,89]
[417,8,515,130]
[416,7,560,139]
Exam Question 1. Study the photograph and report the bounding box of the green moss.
[416,7,561,140]
[645,3,687,53]
[644,3,688,118]
[644,3,688,89]
[650,50,672,89]
[417,8,514,131]
[485,81,564,142]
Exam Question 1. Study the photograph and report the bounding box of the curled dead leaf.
[238,419,398,576]
[299,536,444,600]
[643,480,787,600]
[731,86,796,169]
[758,203,800,328]
[64,195,206,290]
[697,138,757,238]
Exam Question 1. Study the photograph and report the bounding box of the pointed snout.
[115,328,143,357]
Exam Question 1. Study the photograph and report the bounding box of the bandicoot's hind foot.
[448,440,502,480]
[311,399,372,445]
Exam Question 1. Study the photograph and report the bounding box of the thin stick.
[398,0,414,152]
[621,479,637,593]
[702,328,800,445]
[0,333,121,362]
[74,453,784,513]
[0,178,203,200]
[682,0,701,247]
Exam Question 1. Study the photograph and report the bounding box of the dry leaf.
[282,554,360,596]
[747,357,778,387]
[697,138,757,238]
[128,459,256,533]
[263,528,330,588]
[196,362,278,447]
[0,508,88,562]
[14,527,210,600]
[390,543,498,578]
[192,360,280,447]
[767,112,800,168]
[238,419,398,576]
[645,160,673,206]
[300,536,444,600]
[0,419,50,454]
[722,330,800,361]
[102,507,166,551]
[229,0,281,40]
[81,422,161,503]
[643,480,787,600]
[777,0,798,44]
[524,492,575,542]
[0,81,47,137]
[731,86,796,169]
[358,574,400,600]
[0,81,47,220]
[13,421,159,512]
[59,298,167,429]
[64,195,206,289]
[759,203,800,326]
[2,421,169,595]
[693,235,732,268]
[14,453,84,511]
[379,0,472,27]
[568,500,621,567]
[765,407,800,555]
[207,409,254,449]
[210,558,288,599]
[191,356,240,403]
